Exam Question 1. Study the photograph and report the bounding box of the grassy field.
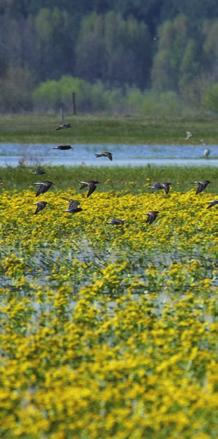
[0,165,217,193]
[0,113,218,144]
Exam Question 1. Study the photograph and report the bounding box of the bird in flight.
[151,182,172,194]
[146,211,159,224]
[79,180,99,197]
[33,166,46,176]
[207,200,218,209]
[53,145,73,150]
[34,181,53,197]
[108,218,125,225]
[185,131,192,141]
[195,180,210,194]
[55,123,71,131]
[65,200,82,213]
[34,201,47,214]
[95,151,113,161]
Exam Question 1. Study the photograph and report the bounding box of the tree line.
[0,0,218,113]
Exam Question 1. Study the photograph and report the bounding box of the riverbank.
[1,165,217,193]
[0,114,218,144]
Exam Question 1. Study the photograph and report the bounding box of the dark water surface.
[0,143,218,167]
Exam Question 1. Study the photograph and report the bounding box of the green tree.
[0,66,33,112]
[202,20,218,82]
[35,7,75,80]
[75,13,106,81]
[202,83,218,113]
[151,15,199,94]
[75,11,151,87]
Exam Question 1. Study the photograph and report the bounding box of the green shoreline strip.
[0,114,218,144]
[0,165,217,193]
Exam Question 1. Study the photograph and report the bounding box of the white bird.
[203,148,210,158]
[185,131,192,141]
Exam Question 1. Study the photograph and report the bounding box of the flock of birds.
[33,170,217,223]
[33,132,217,223]
[31,123,217,222]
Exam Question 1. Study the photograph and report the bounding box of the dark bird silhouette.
[146,211,159,224]
[65,200,82,213]
[109,218,125,225]
[53,145,73,150]
[79,180,99,197]
[33,166,46,176]
[207,200,218,209]
[152,182,172,194]
[195,180,210,194]
[55,123,71,131]
[34,201,47,214]
[34,181,53,197]
[95,151,113,161]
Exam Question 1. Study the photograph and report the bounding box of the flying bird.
[33,166,46,176]
[195,180,210,194]
[53,145,73,150]
[65,200,82,213]
[151,182,171,194]
[34,201,47,214]
[207,200,218,209]
[185,131,192,141]
[79,180,99,197]
[34,181,53,197]
[55,123,71,131]
[108,218,125,225]
[146,211,159,224]
[95,151,113,161]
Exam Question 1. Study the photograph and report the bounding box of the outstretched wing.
[151,182,162,190]
[34,182,52,197]
[80,181,88,190]
[34,202,47,214]
[87,182,96,197]
[196,182,202,194]
[207,200,218,209]
[35,183,46,197]
[162,183,170,194]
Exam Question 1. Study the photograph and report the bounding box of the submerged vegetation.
[0,185,217,437]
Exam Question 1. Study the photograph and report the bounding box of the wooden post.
[59,102,64,123]
[72,92,77,115]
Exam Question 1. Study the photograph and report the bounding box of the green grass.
[0,113,218,144]
[0,165,217,193]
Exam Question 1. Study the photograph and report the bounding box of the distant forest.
[0,0,218,114]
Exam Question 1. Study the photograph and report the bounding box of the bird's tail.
[95,153,101,158]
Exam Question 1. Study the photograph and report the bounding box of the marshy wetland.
[0,115,217,438]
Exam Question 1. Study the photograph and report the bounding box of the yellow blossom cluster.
[0,189,217,438]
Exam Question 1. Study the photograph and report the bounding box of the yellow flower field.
[0,189,217,438]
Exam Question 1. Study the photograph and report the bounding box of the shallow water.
[0,143,218,167]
